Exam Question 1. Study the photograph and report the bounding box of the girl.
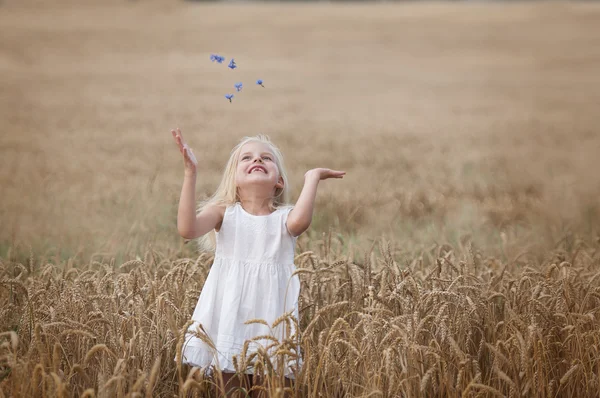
[171,128,345,396]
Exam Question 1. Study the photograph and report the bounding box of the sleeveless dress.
[181,202,301,377]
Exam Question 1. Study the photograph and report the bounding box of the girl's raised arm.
[286,168,346,237]
[172,128,224,239]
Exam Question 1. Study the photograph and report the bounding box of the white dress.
[181,202,301,377]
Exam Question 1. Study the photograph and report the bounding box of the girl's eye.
[242,156,250,160]
[263,156,272,161]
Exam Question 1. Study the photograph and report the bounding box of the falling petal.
[211,54,225,63]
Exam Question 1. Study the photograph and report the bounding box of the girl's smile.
[248,164,267,174]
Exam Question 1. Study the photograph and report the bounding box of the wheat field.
[1,0,600,396]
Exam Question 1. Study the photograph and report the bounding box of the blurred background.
[1,0,599,262]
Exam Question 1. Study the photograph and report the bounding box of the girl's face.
[235,141,283,195]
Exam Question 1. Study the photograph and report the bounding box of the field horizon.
[2,0,600,262]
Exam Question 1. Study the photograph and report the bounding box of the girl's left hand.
[305,168,346,181]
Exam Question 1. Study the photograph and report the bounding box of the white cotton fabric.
[180,202,301,377]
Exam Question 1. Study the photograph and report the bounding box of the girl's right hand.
[171,128,198,175]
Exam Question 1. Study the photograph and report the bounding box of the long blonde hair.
[196,134,291,251]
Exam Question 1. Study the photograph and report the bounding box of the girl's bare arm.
[286,168,345,237]
[172,128,223,239]
[177,174,224,239]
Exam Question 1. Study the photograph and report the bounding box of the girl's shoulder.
[227,202,242,213]
[277,204,294,214]
[204,202,227,215]
[201,203,227,232]
[231,202,294,215]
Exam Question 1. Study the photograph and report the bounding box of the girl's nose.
[253,157,263,163]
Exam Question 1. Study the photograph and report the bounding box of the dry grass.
[2,237,600,397]
[1,0,600,396]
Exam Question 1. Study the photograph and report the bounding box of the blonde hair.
[196,134,291,251]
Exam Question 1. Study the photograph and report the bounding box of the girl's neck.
[238,197,274,216]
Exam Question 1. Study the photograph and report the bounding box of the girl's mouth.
[249,165,267,174]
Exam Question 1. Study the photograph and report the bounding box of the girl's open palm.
[305,168,346,181]
[171,128,198,174]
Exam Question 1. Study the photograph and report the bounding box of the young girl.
[171,128,345,395]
